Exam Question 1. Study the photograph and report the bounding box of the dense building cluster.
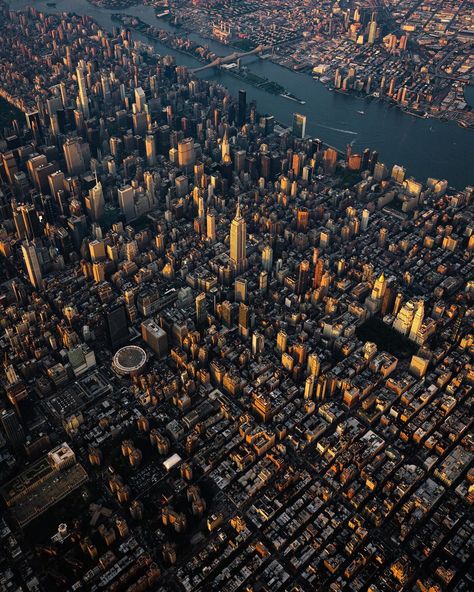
[0,4,473,592]
[144,0,474,125]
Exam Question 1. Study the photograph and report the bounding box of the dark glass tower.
[105,303,129,350]
[238,90,246,127]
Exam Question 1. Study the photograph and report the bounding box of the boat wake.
[317,124,358,135]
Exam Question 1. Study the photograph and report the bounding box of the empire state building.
[230,200,247,274]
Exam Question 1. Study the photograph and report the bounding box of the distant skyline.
[0,3,472,592]
[3,0,474,188]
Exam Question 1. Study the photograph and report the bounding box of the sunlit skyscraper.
[207,211,216,242]
[292,112,307,139]
[178,137,195,172]
[22,240,43,289]
[221,127,230,161]
[230,200,246,274]
[88,177,105,222]
[262,245,273,272]
[196,292,207,327]
[76,64,90,120]
[368,14,378,44]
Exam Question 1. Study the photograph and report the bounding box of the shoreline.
[133,8,474,131]
[2,1,472,188]
[13,0,474,131]
[110,14,302,100]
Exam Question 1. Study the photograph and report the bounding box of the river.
[4,0,474,189]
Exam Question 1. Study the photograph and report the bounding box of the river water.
[5,0,474,189]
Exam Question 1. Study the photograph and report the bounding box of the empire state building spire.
[230,198,246,275]
[76,63,90,120]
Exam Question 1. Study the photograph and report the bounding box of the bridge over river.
[190,45,270,73]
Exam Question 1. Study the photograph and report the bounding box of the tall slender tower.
[89,174,105,222]
[238,90,246,126]
[196,292,207,327]
[296,260,310,295]
[207,211,216,242]
[262,245,273,272]
[368,14,377,44]
[22,241,43,289]
[76,64,90,120]
[221,126,230,161]
[230,199,246,274]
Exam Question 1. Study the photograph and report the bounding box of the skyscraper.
[141,319,168,359]
[196,292,207,327]
[277,330,287,352]
[313,258,324,288]
[88,177,105,222]
[297,207,309,232]
[296,260,310,295]
[178,138,195,172]
[262,245,273,272]
[76,64,90,119]
[238,90,246,127]
[323,148,338,174]
[21,241,43,289]
[134,86,147,112]
[304,375,315,399]
[307,352,320,377]
[105,303,129,351]
[1,409,25,448]
[221,127,230,161]
[361,208,370,232]
[206,211,216,242]
[371,272,387,301]
[230,200,246,274]
[48,170,65,200]
[292,113,307,139]
[368,15,378,44]
[64,137,91,175]
[409,300,424,342]
[118,185,135,223]
[19,204,42,240]
[393,300,416,336]
[234,277,247,303]
[145,134,157,166]
[238,302,250,337]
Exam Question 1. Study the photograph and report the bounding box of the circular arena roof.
[112,345,147,375]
